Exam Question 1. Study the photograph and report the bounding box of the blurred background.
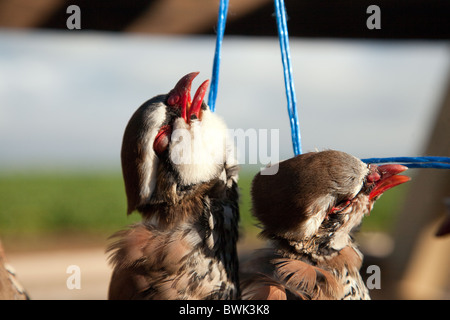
[0,0,449,299]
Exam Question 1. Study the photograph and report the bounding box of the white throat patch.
[169,110,233,185]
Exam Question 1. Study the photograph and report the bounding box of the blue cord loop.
[274,0,302,155]
[208,0,229,113]
[209,0,302,155]
[361,156,450,169]
[208,1,448,170]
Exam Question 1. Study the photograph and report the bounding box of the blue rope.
[362,156,450,164]
[361,156,450,169]
[401,163,450,169]
[274,0,302,155]
[207,1,449,170]
[208,0,229,113]
[208,0,302,155]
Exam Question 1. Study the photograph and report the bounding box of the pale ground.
[6,231,448,300]
[6,236,264,300]
[7,247,111,300]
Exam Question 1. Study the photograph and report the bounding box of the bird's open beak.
[369,164,410,200]
[168,72,210,123]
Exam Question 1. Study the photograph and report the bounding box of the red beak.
[167,72,209,123]
[189,79,209,121]
[369,164,410,200]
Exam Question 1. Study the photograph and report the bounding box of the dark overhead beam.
[0,0,448,40]
[221,0,450,40]
[42,0,156,32]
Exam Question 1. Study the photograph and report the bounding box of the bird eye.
[366,164,381,183]
[366,172,381,183]
[167,94,179,106]
[153,125,172,155]
[330,198,352,214]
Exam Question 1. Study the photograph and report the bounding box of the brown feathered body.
[241,234,368,300]
[241,150,410,300]
[108,162,240,300]
[108,73,240,299]
[0,241,28,300]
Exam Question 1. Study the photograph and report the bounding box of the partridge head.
[121,72,234,218]
[241,150,410,300]
[108,72,240,300]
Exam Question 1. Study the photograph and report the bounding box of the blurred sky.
[0,30,449,172]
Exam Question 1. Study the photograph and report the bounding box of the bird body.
[241,150,410,300]
[108,73,240,300]
[108,199,239,299]
[0,241,28,300]
[241,237,369,300]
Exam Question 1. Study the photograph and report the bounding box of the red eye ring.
[329,199,352,215]
[167,95,179,106]
[153,125,172,155]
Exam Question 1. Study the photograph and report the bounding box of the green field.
[0,170,408,247]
